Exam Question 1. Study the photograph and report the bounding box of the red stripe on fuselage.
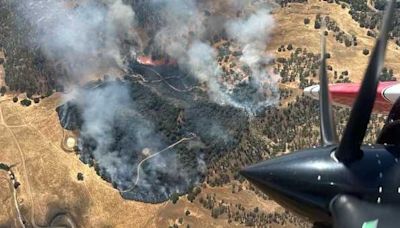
[329,82,397,113]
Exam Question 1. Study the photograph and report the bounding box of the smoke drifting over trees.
[17,0,279,202]
[17,0,139,81]
[18,0,279,110]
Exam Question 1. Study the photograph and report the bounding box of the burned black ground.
[57,64,249,203]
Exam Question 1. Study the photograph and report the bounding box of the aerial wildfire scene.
[1,0,400,227]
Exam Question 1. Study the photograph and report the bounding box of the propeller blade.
[330,195,400,228]
[385,98,400,125]
[319,35,338,146]
[335,0,395,163]
[377,96,400,145]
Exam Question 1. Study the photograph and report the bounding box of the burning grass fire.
[19,0,280,203]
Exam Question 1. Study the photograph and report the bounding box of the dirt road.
[121,133,196,193]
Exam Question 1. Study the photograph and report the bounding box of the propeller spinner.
[241,1,400,227]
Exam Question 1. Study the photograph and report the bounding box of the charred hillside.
[5,0,280,209]
[57,69,249,203]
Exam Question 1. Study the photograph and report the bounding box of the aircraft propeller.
[241,1,400,227]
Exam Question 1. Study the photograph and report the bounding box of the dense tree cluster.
[282,0,400,46]
[379,67,397,81]
[275,46,351,88]
[275,47,319,88]
[197,193,309,227]
[276,44,357,86]
[323,16,358,47]
[340,0,400,46]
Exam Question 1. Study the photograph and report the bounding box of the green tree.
[170,192,179,204]
[0,86,6,96]
[314,20,321,29]
[187,192,195,202]
[20,98,31,107]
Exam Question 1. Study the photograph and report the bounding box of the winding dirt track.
[367,0,379,13]
[0,99,39,227]
[134,65,202,93]
[0,99,77,228]
[0,168,25,228]
[120,133,196,193]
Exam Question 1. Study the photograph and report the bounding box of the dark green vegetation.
[283,0,400,46]
[199,193,308,227]
[315,15,358,47]
[20,98,31,106]
[275,46,351,88]
[379,67,397,81]
[276,44,396,88]
[334,0,400,46]
[77,173,84,181]
[0,163,10,171]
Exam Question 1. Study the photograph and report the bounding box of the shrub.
[20,99,32,107]
[77,173,84,181]
[170,192,179,204]
[0,86,6,96]
[314,20,321,29]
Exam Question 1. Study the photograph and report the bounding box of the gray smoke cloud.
[20,0,138,82]
[17,0,279,200]
[21,0,279,110]
[64,83,169,189]
[149,0,279,112]
[225,9,280,112]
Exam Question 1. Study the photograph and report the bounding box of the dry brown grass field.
[0,93,294,227]
[269,0,400,83]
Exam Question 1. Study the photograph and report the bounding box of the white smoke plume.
[226,9,280,112]
[15,0,280,201]
[19,0,138,83]
[186,41,236,105]
[64,83,168,189]
[149,0,279,112]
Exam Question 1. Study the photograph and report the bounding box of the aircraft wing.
[304,81,400,113]
[330,195,400,228]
